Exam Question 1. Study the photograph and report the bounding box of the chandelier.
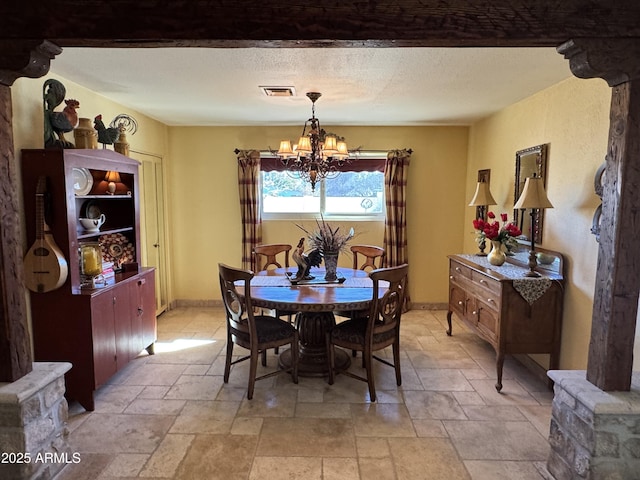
[276,92,350,191]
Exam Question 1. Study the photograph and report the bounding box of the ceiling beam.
[1,0,640,48]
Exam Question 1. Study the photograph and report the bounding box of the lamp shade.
[468,181,497,206]
[296,136,312,154]
[322,135,338,156]
[514,176,553,209]
[335,140,349,159]
[104,171,121,183]
[277,140,294,156]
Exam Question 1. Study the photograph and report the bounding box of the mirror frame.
[514,144,548,245]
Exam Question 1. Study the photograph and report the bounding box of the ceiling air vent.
[260,86,296,97]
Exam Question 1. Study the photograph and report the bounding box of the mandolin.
[23,176,69,293]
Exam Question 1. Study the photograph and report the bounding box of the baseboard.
[512,353,553,388]
[173,299,223,308]
[410,302,448,310]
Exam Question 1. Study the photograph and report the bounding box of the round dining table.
[243,266,383,376]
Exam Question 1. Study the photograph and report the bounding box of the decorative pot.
[323,251,339,281]
[73,117,98,149]
[487,240,506,266]
[114,128,130,156]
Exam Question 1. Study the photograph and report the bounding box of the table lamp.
[513,175,553,277]
[469,180,497,255]
[105,170,121,195]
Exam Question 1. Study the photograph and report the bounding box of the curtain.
[236,150,262,271]
[384,149,412,308]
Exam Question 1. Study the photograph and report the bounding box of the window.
[260,156,385,219]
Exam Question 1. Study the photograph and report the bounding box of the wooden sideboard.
[446,247,564,391]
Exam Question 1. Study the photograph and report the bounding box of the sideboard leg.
[495,352,505,392]
[446,311,453,336]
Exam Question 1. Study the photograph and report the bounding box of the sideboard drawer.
[450,261,472,281]
[474,288,500,312]
[471,270,501,295]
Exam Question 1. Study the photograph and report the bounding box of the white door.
[130,150,168,315]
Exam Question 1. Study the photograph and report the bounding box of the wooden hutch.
[21,148,156,411]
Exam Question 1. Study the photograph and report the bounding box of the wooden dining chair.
[326,263,409,402]
[351,244,385,271]
[336,245,386,326]
[218,263,298,400]
[253,243,296,331]
[253,243,292,271]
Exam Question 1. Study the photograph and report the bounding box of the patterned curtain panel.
[384,149,412,308]
[236,150,262,271]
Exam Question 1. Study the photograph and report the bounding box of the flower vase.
[324,251,339,281]
[487,240,506,266]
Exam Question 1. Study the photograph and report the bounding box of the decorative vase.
[323,251,339,281]
[73,117,98,149]
[487,240,506,266]
[114,127,130,156]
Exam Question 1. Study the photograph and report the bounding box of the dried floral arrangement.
[296,216,355,254]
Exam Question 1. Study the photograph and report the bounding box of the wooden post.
[0,84,32,381]
[560,39,640,391]
[0,40,61,382]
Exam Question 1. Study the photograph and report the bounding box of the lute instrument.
[23,176,69,293]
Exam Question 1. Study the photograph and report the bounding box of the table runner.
[457,254,557,305]
[250,274,379,288]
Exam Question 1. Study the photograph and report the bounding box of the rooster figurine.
[93,114,120,148]
[290,237,323,282]
[43,79,79,148]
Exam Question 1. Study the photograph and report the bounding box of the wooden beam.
[587,80,640,391]
[0,40,62,87]
[560,38,640,391]
[0,84,32,381]
[1,1,640,48]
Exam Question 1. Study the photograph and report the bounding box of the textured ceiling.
[50,47,572,127]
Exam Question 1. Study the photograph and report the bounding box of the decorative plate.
[80,200,101,219]
[72,167,93,195]
[99,233,135,265]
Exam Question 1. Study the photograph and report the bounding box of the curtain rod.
[234,148,412,158]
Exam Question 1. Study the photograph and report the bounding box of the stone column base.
[547,370,640,479]
[0,362,72,480]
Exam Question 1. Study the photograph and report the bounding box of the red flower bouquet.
[473,212,522,253]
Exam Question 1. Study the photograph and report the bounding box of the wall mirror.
[514,144,548,245]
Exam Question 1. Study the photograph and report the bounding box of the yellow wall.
[12,74,168,158]
[167,125,469,302]
[11,70,625,372]
[467,76,612,369]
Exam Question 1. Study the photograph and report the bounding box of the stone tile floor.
[54,307,554,479]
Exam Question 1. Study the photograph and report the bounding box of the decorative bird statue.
[93,114,120,148]
[109,113,138,135]
[109,113,138,155]
[43,79,79,148]
[290,237,323,282]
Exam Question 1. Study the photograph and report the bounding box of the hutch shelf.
[21,148,157,411]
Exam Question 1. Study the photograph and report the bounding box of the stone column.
[0,362,73,480]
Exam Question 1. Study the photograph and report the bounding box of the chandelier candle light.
[277,92,350,191]
[513,174,553,277]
